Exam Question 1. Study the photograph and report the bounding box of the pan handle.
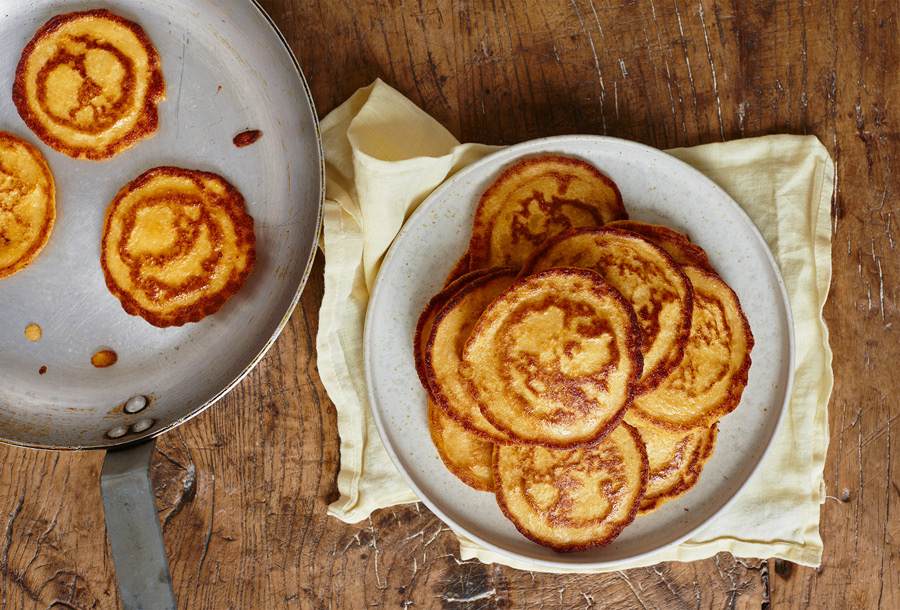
[100,440,178,610]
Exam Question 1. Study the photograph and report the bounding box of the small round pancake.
[630,265,754,431]
[493,422,648,552]
[607,220,715,274]
[413,268,495,396]
[624,411,717,514]
[0,132,55,279]
[468,155,626,270]
[428,400,494,492]
[101,166,256,327]
[521,226,692,395]
[13,9,165,160]
[462,268,642,448]
[425,268,519,443]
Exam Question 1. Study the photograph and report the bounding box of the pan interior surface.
[0,0,322,448]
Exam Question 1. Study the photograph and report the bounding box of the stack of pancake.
[414,155,754,552]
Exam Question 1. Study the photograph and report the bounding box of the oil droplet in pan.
[25,324,42,341]
[91,350,118,368]
[233,129,262,147]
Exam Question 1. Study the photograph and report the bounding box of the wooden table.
[1,1,893,607]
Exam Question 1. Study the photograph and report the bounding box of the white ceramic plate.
[364,135,793,569]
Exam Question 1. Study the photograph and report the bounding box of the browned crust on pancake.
[466,267,643,449]
[686,266,753,427]
[493,422,648,552]
[0,132,56,279]
[468,155,627,270]
[519,225,692,396]
[100,166,256,327]
[637,423,718,514]
[428,400,494,492]
[13,9,165,160]
[424,267,520,444]
[681,265,753,427]
[413,268,496,398]
[631,264,754,432]
[607,220,716,274]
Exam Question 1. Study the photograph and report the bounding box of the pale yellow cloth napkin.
[316,79,833,571]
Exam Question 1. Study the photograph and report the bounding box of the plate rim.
[364,133,795,569]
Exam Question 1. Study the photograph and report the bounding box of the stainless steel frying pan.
[0,1,323,608]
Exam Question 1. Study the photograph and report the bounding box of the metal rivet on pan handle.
[131,419,154,433]
[107,426,129,439]
[124,395,149,414]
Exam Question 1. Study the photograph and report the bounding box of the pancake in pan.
[428,400,494,492]
[468,155,626,270]
[100,166,256,327]
[13,9,165,160]
[425,267,519,443]
[624,411,717,514]
[462,268,643,448]
[630,264,753,431]
[0,132,56,279]
[493,421,648,552]
[521,226,693,395]
[607,220,716,274]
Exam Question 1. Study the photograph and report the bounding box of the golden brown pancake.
[425,268,519,443]
[0,132,55,279]
[413,268,495,396]
[630,265,753,431]
[607,220,715,274]
[624,411,717,514]
[462,268,642,448]
[429,400,494,492]
[101,166,256,328]
[493,422,648,552]
[13,9,165,160]
[468,155,626,270]
[521,226,692,395]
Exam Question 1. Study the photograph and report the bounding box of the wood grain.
[1,0,897,607]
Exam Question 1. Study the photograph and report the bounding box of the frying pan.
[0,1,323,608]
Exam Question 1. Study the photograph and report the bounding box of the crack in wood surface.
[195,473,216,588]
